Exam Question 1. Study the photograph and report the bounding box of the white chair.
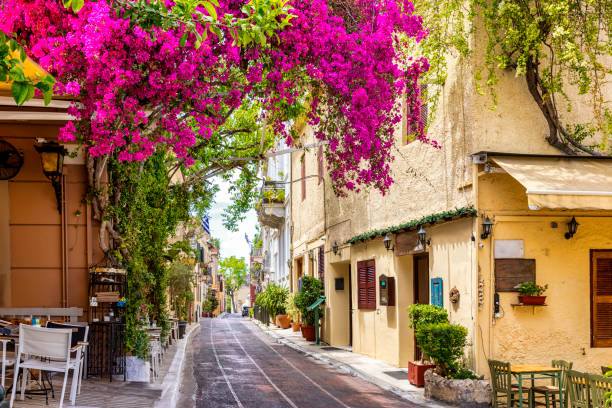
[0,339,14,388]
[9,324,82,408]
[46,322,89,395]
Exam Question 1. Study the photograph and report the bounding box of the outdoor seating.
[532,360,572,408]
[589,374,612,408]
[565,370,590,408]
[46,321,89,395]
[9,324,83,408]
[0,339,14,389]
[489,359,533,408]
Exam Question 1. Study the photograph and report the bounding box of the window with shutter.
[405,84,428,145]
[301,157,306,201]
[357,260,376,310]
[592,250,612,347]
[318,245,325,288]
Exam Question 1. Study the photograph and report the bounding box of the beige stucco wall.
[476,170,612,375]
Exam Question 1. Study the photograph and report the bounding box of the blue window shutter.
[431,278,443,307]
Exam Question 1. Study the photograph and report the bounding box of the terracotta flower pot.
[408,360,436,387]
[301,324,316,341]
[291,322,300,332]
[518,295,546,305]
[277,315,291,329]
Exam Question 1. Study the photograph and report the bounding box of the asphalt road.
[189,315,428,408]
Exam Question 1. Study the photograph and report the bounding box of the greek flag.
[201,215,210,234]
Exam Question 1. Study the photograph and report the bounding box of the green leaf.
[62,0,72,9]
[11,81,29,106]
[202,2,217,20]
[179,31,188,47]
[71,0,84,12]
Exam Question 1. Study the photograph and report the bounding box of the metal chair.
[0,340,14,389]
[531,360,572,408]
[489,359,533,408]
[589,374,612,408]
[9,324,82,408]
[565,370,590,408]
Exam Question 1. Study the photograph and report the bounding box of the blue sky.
[208,178,257,262]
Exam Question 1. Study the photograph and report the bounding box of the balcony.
[258,182,287,229]
[261,181,286,204]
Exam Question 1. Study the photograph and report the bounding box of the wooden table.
[511,364,563,408]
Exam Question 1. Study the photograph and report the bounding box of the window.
[591,250,612,347]
[431,278,443,307]
[318,245,325,289]
[357,260,376,309]
[301,156,306,201]
[318,145,323,184]
[405,84,428,145]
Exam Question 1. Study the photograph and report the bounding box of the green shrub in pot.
[294,276,324,325]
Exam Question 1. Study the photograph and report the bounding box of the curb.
[155,322,200,408]
[252,320,449,408]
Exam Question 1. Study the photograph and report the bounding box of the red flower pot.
[408,361,436,387]
[277,315,291,329]
[301,324,316,341]
[518,295,546,305]
[291,322,300,332]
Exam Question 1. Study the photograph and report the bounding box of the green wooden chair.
[489,359,533,408]
[565,370,590,408]
[532,360,572,408]
[589,374,612,408]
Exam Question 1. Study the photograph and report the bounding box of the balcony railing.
[261,181,286,204]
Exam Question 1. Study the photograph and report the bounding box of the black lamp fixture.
[332,241,339,255]
[383,233,395,252]
[417,225,430,247]
[481,217,494,239]
[34,140,68,213]
[308,249,314,260]
[565,216,579,239]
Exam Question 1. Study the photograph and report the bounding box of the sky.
[208,177,257,262]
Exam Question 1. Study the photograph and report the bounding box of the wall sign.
[494,240,524,259]
[431,278,443,307]
[495,258,536,291]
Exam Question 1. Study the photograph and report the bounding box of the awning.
[491,156,612,210]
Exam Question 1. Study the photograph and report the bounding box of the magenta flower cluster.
[1,0,432,195]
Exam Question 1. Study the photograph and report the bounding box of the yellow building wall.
[476,171,612,375]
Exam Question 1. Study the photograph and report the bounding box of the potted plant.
[285,293,301,331]
[295,276,324,341]
[407,304,448,387]
[268,284,290,329]
[516,282,548,305]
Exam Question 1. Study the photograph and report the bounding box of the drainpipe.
[61,173,68,307]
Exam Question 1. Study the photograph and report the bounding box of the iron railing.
[261,181,286,203]
[253,304,270,326]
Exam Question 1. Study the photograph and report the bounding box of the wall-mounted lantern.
[332,241,339,255]
[481,217,494,239]
[308,250,314,260]
[417,225,430,247]
[34,140,67,213]
[565,216,579,239]
[383,233,395,252]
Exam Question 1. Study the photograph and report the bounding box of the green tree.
[168,260,195,321]
[219,256,248,313]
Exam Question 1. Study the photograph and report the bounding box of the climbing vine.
[411,0,612,154]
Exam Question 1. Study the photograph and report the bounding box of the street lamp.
[34,140,67,213]
[332,241,339,255]
[565,216,579,239]
[481,217,494,239]
[383,234,394,252]
[417,225,430,247]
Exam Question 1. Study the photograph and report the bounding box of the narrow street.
[189,315,427,408]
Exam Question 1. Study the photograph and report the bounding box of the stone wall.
[424,369,491,408]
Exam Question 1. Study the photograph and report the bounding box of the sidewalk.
[253,320,450,407]
[8,323,199,408]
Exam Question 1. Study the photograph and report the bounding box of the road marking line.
[211,319,244,408]
[225,319,298,408]
[240,320,352,408]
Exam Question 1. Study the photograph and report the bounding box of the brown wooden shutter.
[318,245,325,288]
[592,250,612,347]
[358,260,376,310]
[420,84,428,128]
[301,157,306,201]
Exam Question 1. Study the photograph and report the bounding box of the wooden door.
[413,254,429,360]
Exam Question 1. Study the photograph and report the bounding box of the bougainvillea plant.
[1,0,430,196]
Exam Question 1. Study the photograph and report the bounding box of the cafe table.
[510,364,564,408]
